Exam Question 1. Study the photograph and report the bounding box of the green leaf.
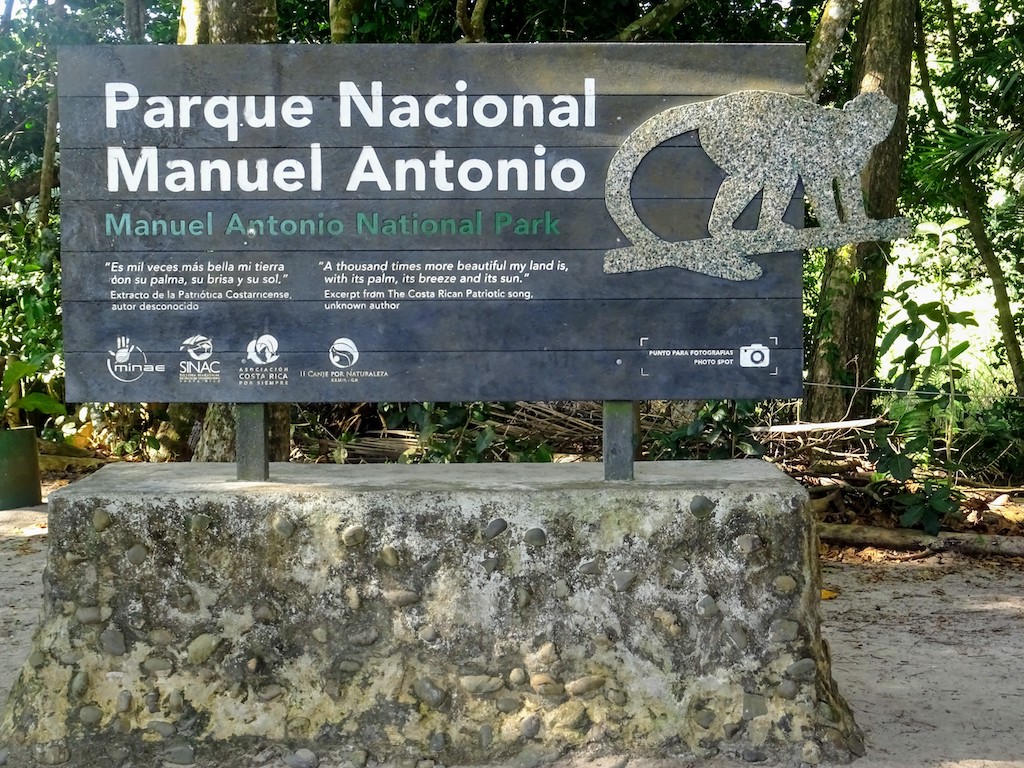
[12,391,66,415]
[888,453,915,481]
[2,359,38,394]
[899,506,924,527]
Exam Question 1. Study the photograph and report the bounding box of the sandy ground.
[3,502,1023,768]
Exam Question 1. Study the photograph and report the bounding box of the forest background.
[3,0,1024,540]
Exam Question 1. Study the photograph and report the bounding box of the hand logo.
[109,336,136,364]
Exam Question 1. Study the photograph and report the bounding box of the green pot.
[0,426,42,509]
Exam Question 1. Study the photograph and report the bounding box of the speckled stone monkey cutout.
[604,90,913,281]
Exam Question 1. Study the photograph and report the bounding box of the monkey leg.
[836,173,869,223]
[803,176,842,228]
[758,178,797,231]
[708,176,760,236]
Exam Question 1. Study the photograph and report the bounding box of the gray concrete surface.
[3,476,1024,768]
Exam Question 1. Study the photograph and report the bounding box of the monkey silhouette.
[605,90,897,245]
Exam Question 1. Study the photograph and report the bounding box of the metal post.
[603,400,636,481]
[235,403,269,481]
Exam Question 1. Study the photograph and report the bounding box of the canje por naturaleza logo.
[329,338,359,369]
[246,334,280,365]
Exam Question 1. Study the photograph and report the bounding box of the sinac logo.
[329,338,359,369]
[246,334,280,365]
[180,334,214,361]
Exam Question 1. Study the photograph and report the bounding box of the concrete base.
[1,462,860,767]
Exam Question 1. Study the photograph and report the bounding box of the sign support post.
[236,404,270,481]
[602,400,636,481]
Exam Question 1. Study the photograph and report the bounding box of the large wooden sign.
[59,43,805,403]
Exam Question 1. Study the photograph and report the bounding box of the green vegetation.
[3,0,1024,534]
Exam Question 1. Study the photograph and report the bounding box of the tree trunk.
[818,522,1024,557]
[805,0,915,422]
[36,0,63,227]
[329,0,363,42]
[176,0,291,463]
[125,0,146,41]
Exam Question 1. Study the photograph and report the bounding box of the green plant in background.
[1,356,66,429]
[870,218,980,533]
[0,211,65,432]
[647,399,765,460]
[379,402,553,463]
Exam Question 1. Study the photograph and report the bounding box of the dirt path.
[3,505,1023,767]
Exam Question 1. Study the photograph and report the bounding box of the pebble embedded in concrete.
[460,675,505,695]
[479,724,493,749]
[115,690,132,712]
[508,667,527,685]
[187,633,221,664]
[521,714,542,739]
[523,527,547,547]
[785,658,818,680]
[147,720,176,737]
[742,747,768,762]
[736,534,763,553]
[142,656,173,674]
[771,619,800,643]
[341,524,367,546]
[70,671,88,698]
[162,743,195,765]
[191,513,213,532]
[92,509,112,531]
[578,558,601,575]
[777,680,799,699]
[723,619,750,650]
[78,706,103,726]
[100,628,126,656]
[125,543,148,565]
[775,574,798,593]
[742,693,768,720]
[530,673,564,695]
[429,732,446,752]
[612,570,636,592]
[258,684,285,701]
[284,748,320,768]
[413,678,447,709]
[380,545,400,566]
[75,606,102,625]
[271,516,294,538]
[483,518,508,540]
[690,495,716,518]
[696,595,721,617]
[497,695,522,713]
[565,676,605,696]
[383,589,420,607]
[694,708,715,729]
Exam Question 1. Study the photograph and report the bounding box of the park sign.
[59,43,810,403]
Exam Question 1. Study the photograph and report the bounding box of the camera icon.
[739,343,771,368]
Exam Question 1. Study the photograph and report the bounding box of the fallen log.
[817,522,1024,557]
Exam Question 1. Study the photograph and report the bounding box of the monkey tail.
[605,100,712,247]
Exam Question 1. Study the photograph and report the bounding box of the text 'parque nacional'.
[104,79,596,194]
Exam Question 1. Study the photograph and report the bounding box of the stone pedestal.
[1,462,860,766]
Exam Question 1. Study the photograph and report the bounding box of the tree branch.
[456,0,489,42]
[615,0,696,42]
[1,170,59,209]
[805,0,859,102]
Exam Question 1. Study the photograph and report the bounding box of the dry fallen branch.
[817,522,1024,557]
